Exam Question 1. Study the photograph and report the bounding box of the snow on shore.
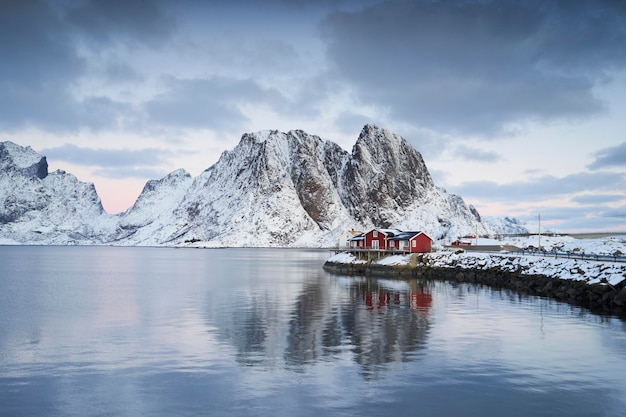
[327,235,626,286]
[424,251,625,286]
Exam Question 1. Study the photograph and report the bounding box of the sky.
[1,0,626,232]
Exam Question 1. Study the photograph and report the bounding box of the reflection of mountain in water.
[286,278,432,379]
[205,270,432,378]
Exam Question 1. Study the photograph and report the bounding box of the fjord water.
[1,247,625,417]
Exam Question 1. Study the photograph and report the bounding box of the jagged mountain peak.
[1,140,48,179]
[351,125,432,182]
[0,141,39,168]
[145,168,191,190]
[341,125,436,227]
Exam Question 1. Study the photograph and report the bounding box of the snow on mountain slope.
[152,129,357,246]
[113,168,194,245]
[1,125,492,246]
[0,141,114,244]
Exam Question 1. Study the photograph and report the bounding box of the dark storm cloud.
[0,0,83,129]
[145,77,287,130]
[0,0,82,86]
[0,0,172,131]
[588,142,626,170]
[452,145,501,163]
[320,0,626,135]
[453,171,626,202]
[64,0,176,46]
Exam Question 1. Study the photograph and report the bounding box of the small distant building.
[339,229,363,247]
[451,240,472,247]
[388,231,433,253]
[348,233,365,249]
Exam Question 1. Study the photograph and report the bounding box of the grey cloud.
[453,145,501,163]
[42,143,173,168]
[320,0,626,135]
[453,171,626,202]
[588,142,626,170]
[571,194,626,205]
[603,207,626,219]
[0,86,132,131]
[144,77,287,130]
[334,112,377,135]
[545,204,626,231]
[103,61,144,84]
[503,204,626,232]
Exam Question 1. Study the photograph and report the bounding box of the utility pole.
[538,213,541,251]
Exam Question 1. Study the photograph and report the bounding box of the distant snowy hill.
[483,216,529,235]
[1,125,495,246]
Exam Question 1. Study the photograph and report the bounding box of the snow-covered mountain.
[1,125,494,246]
[0,141,115,244]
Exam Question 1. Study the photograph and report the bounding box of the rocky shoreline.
[324,252,626,316]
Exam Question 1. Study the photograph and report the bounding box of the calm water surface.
[1,246,625,417]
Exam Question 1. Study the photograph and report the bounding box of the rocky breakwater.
[324,250,626,314]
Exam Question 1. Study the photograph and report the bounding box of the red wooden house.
[363,228,401,250]
[348,228,433,253]
[387,231,433,253]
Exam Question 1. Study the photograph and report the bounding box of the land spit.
[324,251,626,316]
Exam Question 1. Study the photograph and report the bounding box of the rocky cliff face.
[1,125,493,246]
[339,124,435,227]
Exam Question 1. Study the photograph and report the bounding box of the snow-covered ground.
[446,235,626,256]
[327,235,626,286]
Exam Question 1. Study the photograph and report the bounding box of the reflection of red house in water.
[362,287,432,311]
[364,290,401,310]
[410,291,432,311]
